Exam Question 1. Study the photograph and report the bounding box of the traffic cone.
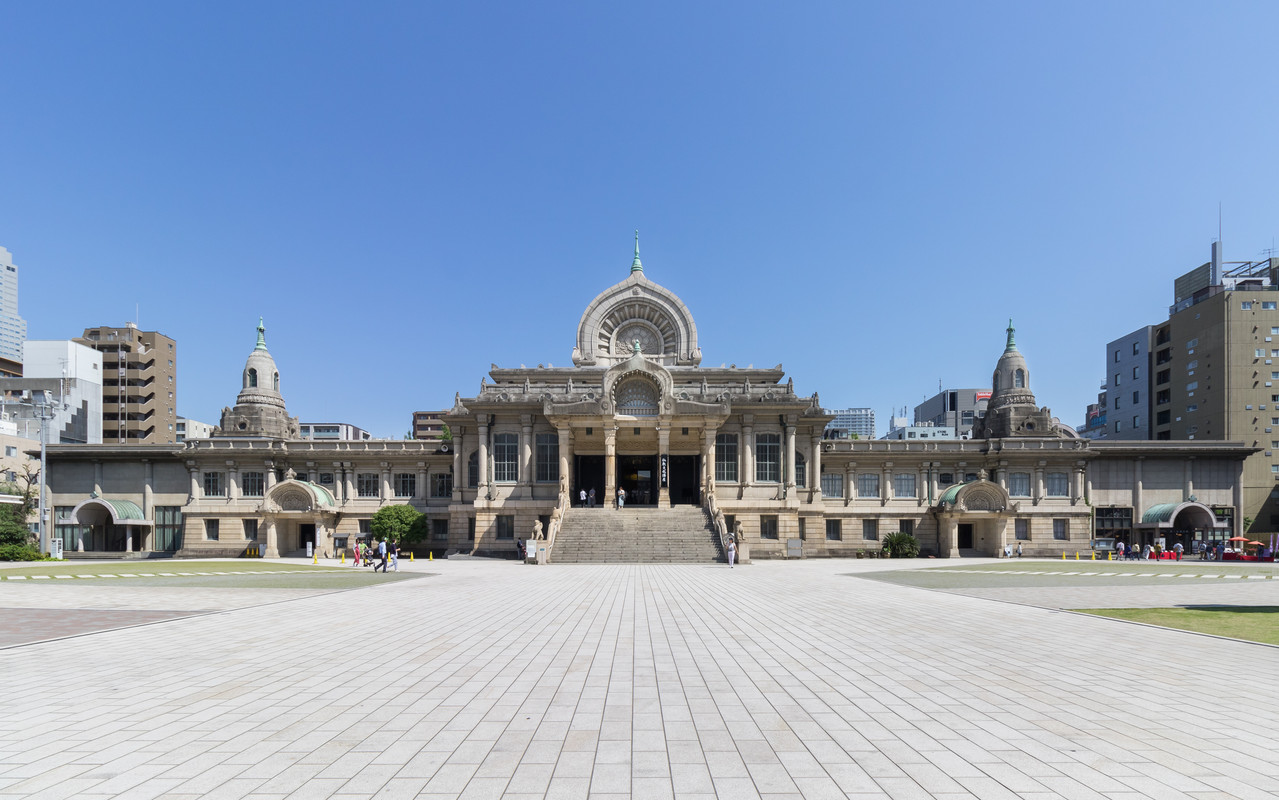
[1074,551,1079,560]
[1061,551,1065,560]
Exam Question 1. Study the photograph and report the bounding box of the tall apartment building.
[0,246,28,376]
[1114,243,1279,533]
[75,324,177,443]
[412,410,449,441]
[913,388,989,437]
[824,408,875,439]
[1101,326,1155,439]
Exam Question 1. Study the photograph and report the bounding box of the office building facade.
[0,246,27,375]
[914,388,989,437]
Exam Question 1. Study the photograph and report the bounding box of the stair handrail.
[543,477,570,562]
[704,484,731,563]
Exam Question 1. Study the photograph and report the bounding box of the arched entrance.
[934,480,1014,557]
[1138,501,1229,553]
[261,479,338,558]
[69,497,154,553]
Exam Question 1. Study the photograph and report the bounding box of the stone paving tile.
[4,559,1279,798]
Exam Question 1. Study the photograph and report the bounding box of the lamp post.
[27,390,55,556]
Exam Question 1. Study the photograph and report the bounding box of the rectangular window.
[204,519,219,541]
[759,515,778,539]
[203,472,225,497]
[242,519,258,540]
[1114,397,1121,410]
[496,515,514,539]
[1045,472,1069,497]
[1015,519,1029,540]
[1053,519,1068,540]
[825,519,842,541]
[1156,390,1170,404]
[359,519,372,535]
[862,519,878,541]
[467,516,476,541]
[1132,391,1139,404]
[535,433,559,482]
[1186,338,1198,348]
[357,473,379,497]
[1008,472,1031,497]
[1242,301,1254,310]
[900,520,914,537]
[154,506,182,552]
[1267,302,1278,310]
[395,473,416,498]
[756,434,780,483]
[798,517,806,540]
[1113,350,1120,363]
[1095,507,1133,536]
[893,473,916,498]
[432,519,449,541]
[820,472,843,497]
[3,446,14,457]
[241,471,264,497]
[1132,366,1139,379]
[494,433,518,482]
[318,472,334,485]
[468,452,479,488]
[1133,415,1140,428]
[1258,349,1267,358]
[1187,381,1199,391]
[1132,342,1140,355]
[1113,373,1120,386]
[939,473,954,486]
[858,473,880,498]
[715,434,738,482]
[432,472,453,498]
[1158,410,1171,424]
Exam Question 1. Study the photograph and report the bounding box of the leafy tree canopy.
[369,504,422,543]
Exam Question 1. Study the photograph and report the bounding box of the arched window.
[247,368,258,388]
[1014,369,1025,388]
[273,372,280,391]
[467,451,479,488]
[616,379,659,416]
[992,371,1000,391]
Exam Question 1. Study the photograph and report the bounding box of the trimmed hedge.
[0,544,51,562]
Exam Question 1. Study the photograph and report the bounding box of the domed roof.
[988,320,1035,411]
[572,234,702,367]
[235,318,286,411]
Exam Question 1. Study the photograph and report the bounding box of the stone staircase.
[551,506,724,563]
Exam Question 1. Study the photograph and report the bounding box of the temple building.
[44,240,1255,560]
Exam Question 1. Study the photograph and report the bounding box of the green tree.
[882,531,920,558]
[369,504,422,543]
[440,423,452,441]
[0,505,31,547]
[403,513,431,545]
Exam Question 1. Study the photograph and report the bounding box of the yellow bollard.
[411,551,415,562]
[341,551,345,565]
[429,551,433,561]
[1061,551,1065,560]
[1075,551,1079,560]
[313,551,317,564]
[1108,551,1112,561]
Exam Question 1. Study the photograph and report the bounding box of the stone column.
[702,429,715,497]
[332,462,344,503]
[94,461,104,497]
[784,423,796,495]
[1185,456,1195,500]
[477,416,490,497]
[452,428,464,501]
[381,462,391,501]
[1034,461,1045,506]
[558,425,572,498]
[228,460,240,502]
[265,518,279,558]
[265,460,278,490]
[188,463,199,500]
[741,414,755,490]
[1133,458,1144,526]
[992,517,1010,558]
[1072,462,1085,506]
[520,415,533,498]
[881,462,892,507]
[342,463,353,505]
[658,425,670,506]
[604,426,617,503]
[927,462,938,506]
[417,462,428,503]
[143,460,154,552]
[844,461,854,507]
[810,433,823,503]
[941,516,959,558]
[916,464,926,507]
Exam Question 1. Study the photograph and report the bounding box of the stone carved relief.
[276,489,311,511]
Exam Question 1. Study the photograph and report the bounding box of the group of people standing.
[1113,540,1184,561]
[351,538,399,572]
[575,486,633,508]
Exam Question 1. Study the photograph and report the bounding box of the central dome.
[572,237,702,367]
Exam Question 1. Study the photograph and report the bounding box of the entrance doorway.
[575,455,605,505]
[957,523,974,549]
[668,455,700,505]
[618,455,656,505]
[300,523,316,552]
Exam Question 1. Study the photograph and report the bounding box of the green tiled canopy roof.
[1141,503,1179,524]
[102,498,145,521]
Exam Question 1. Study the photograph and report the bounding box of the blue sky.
[2,2,1278,437]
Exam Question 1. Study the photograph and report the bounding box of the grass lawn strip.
[0,560,361,580]
[1079,607,1279,646]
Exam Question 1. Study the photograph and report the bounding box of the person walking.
[375,538,389,573]
[391,540,400,571]
[588,488,596,507]
[579,488,587,507]
[1173,541,1183,561]
[617,487,626,509]
[727,534,736,568]
[352,540,361,567]
[1016,541,1023,558]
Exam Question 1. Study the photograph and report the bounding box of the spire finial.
[630,229,643,273]
[1005,318,1017,352]
[255,317,268,351]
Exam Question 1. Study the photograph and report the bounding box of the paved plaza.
[3,558,1279,799]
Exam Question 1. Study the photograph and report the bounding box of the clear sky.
[2,2,1278,438]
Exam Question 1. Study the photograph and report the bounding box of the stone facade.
[43,244,1257,560]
